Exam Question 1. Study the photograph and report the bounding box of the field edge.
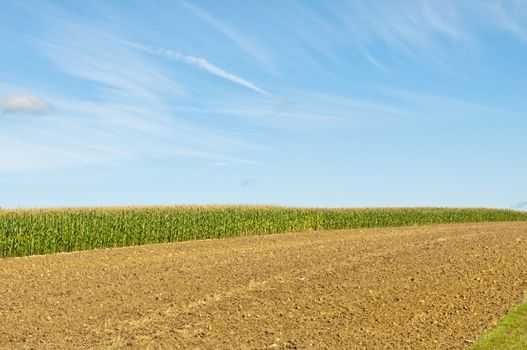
[472,295,527,349]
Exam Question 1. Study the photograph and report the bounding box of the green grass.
[472,300,527,349]
[1,206,527,258]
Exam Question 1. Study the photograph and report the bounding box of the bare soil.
[1,222,527,350]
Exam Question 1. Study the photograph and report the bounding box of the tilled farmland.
[1,222,527,349]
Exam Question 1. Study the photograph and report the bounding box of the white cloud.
[0,92,53,115]
[130,43,268,95]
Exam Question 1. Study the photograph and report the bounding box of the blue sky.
[1,0,526,209]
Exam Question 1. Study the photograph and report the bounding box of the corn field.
[1,206,526,257]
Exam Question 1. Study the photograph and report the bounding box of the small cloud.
[0,92,53,115]
[512,201,527,210]
[241,178,256,188]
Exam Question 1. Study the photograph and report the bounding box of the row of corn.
[1,206,526,257]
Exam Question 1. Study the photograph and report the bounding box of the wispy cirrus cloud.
[171,85,517,134]
[129,43,268,95]
[0,14,263,173]
[254,0,523,76]
[179,0,276,73]
[485,0,527,41]
[320,1,472,72]
[0,92,53,115]
[38,29,185,105]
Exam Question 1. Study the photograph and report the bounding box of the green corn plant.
[1,206,527,258]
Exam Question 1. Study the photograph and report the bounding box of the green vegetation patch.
[472,300,527,350]
[1,206,527,257]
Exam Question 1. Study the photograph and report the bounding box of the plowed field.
[1,222,527,349]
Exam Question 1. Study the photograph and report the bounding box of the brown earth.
[1,222,527,350]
